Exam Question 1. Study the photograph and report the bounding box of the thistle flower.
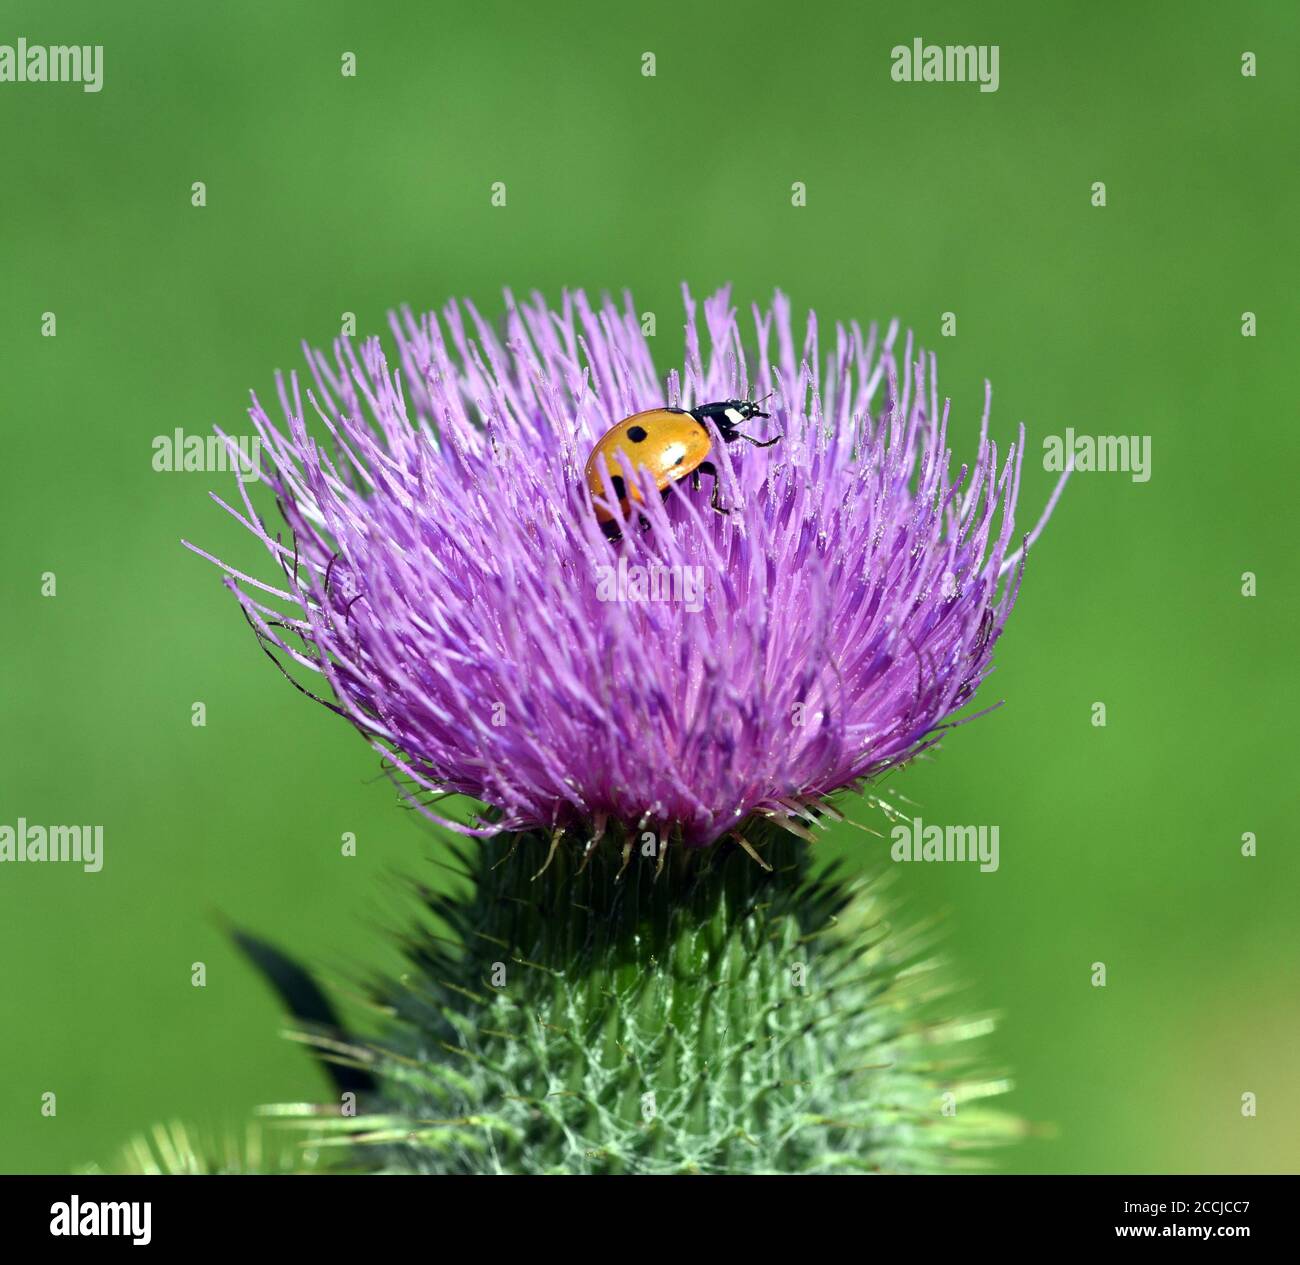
[188,286,1064,852]
[165,288,1068,1176]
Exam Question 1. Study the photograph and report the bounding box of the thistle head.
[192,286,1063,851]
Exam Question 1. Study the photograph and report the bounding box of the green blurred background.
[2,0,1296,1174]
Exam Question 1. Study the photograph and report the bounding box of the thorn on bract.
[653,830,669,880]
[578,813,607,871]
[531,828,564,881]
[732,831,773,871]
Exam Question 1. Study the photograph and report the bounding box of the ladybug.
[583,397,779,529]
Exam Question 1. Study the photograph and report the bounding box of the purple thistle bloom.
[188,287,1066,850]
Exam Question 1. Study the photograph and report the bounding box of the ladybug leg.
[697,461,731,515]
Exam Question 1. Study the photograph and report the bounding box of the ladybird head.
[717,395,778,447]
[687,396,780,446]
[728,398,770,423]
[712,395,771,430]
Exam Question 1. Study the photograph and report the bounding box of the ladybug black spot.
[611,475,627,501]
[626,425,648,443]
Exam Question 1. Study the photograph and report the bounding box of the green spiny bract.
[87,1121,326,1176]
[288,824,1020,1174]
